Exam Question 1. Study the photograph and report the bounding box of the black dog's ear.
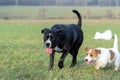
[41,28,49,34]
[55,29,64,34]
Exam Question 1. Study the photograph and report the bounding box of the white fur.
[45,33,52,48]
[54,46,63,52]
[86,34,120,71]
[94,30,112,40]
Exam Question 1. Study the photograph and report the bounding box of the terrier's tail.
[113,34,118,50]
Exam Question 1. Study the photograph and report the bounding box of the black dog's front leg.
[49,53,55,70]
[58,51,68,69]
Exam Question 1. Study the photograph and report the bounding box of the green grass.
[0,6,120,19]
[0,19,120,80]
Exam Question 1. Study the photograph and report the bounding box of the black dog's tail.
[72,10,82,27]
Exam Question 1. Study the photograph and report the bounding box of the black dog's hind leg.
[70,39,83,68]
[70,50,78,67]
[69,43,81,68]
[49,52,55,70]
[58,50,68,69]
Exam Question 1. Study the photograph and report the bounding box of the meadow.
[0,6,120,19]
[0,19,120,80]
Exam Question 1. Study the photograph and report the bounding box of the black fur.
[41,10,83,70]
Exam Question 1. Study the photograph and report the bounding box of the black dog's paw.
[58,64,64,69]
[69,63,76,68]
[69,64,74,68]
[49,64,54,70]
[58,61,64,69]
[70,61,77,68]
[48,67,53,70]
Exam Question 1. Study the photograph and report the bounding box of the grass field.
[0,19,120,80]
[0,6,120,19]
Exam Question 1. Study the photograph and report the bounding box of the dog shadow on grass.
[77,59,120,71]
[74,59,120,80]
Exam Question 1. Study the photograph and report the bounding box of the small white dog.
[94,29,112,40]
[85,34,120,71]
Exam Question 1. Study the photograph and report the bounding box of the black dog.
[41,10,83,70]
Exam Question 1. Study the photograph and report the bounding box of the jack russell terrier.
[85,34,120,71]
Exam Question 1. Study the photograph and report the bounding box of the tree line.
[0,0,120,6]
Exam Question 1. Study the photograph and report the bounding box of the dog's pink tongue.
[46,48,52,54]
[86,61,91,65]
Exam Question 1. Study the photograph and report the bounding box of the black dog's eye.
[50,36,54,41]
[45,35,49,39]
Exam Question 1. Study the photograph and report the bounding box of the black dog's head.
[41,28,64,50]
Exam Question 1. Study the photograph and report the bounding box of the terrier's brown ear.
[95,49,101,54]
[85,47,90,52]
